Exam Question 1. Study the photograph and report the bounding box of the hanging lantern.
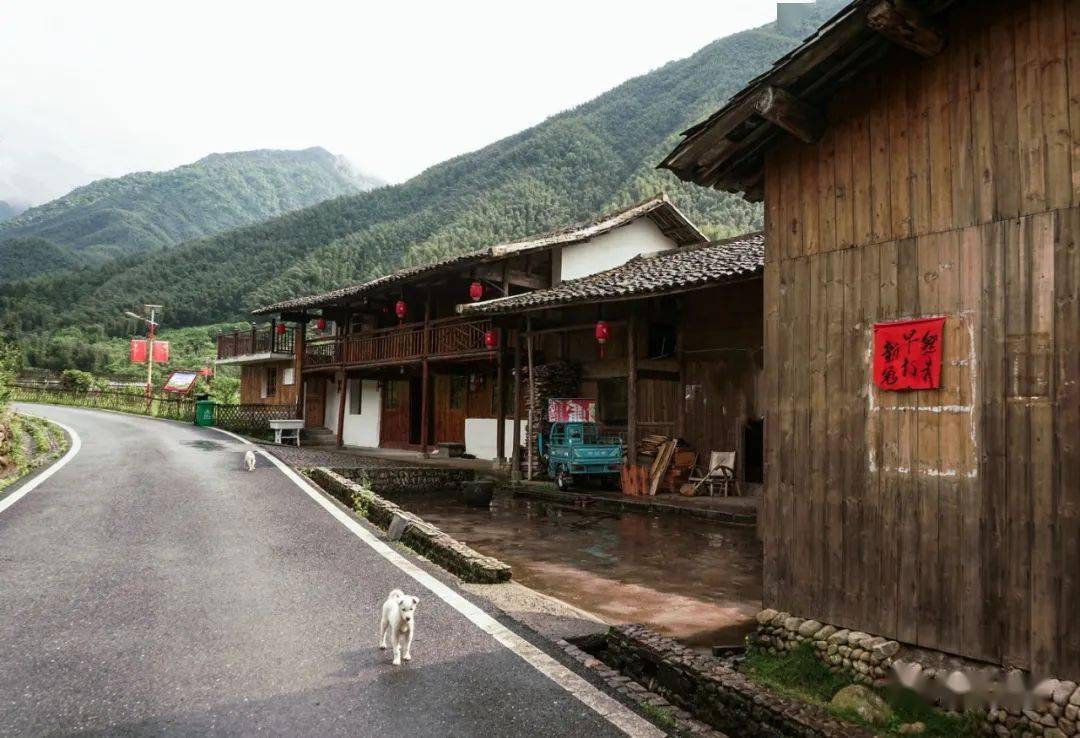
[395,300,408,322]
[595,320,610,358]
[316,317,327,331]
[484,328,499,349]
[469,280,484,302]
[198,365,214,378]
[275,323,287,335]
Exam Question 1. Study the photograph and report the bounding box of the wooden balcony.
[216,325,295,363]
[305,316,495,370]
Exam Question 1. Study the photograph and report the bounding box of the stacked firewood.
[523,360,581,477]
[622,434,696,496]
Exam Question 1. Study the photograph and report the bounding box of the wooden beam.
[866,0,945,58]
[475,265,548,290]
[294,323,306,421]
[753,86,825,144]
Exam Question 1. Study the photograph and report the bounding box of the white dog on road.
[380,589,419,665]
[243,449,257,471]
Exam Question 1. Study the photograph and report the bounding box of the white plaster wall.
[559,217,677,282]
[464,418,529,461]
[324,378,381,447]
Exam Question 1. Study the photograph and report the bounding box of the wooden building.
[460,234,766,486]
[662,0,1080,676]
[215,195,708,460]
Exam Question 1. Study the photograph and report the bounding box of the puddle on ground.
[180,440,227,451]
[380,487,763,649]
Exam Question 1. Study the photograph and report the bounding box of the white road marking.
[211,428,663,738]
[0,414,81,516]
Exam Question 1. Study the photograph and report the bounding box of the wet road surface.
[381,487,763,648]
[0,405,652,737]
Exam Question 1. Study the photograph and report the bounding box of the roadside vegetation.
[0,340,70,493]
[740,643,981,737]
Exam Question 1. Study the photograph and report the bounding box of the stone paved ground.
[258,443,399,469]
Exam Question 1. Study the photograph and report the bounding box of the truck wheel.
[556,470,572,491]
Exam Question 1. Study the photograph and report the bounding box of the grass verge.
[740,643,981,737]
[0,412,70,493]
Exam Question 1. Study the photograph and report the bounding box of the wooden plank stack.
[622,434,695,496]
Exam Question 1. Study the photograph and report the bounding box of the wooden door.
[435,374,467,444]
[304,378,325,428]
[380,379,410,447]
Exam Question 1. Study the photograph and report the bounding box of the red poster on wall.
[548,398,597,422]
[129,339,148,363]
[873,317,945,391]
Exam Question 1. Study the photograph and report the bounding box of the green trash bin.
[194,400,215,427]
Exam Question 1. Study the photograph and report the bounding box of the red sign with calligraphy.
[873,317,945,391]
[129,339,148,363]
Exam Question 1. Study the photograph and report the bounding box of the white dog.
[380,589,419,665]
[243,449,257,471]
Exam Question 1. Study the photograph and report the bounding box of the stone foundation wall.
[605,624,875,738]
[307,467,511,584]
[333,466,474,495]
[754,609,1080,738]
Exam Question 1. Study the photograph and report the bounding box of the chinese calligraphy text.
[872,317,945,391]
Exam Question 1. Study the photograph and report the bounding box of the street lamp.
[125,305,162,398]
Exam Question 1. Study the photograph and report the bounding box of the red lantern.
[595,320,610,358]
[275,323,287,335]
[198,365,214,378]
[469,281,484,302]
[316,317,327,331]
[395,300,407,322]
[484,329,499,349]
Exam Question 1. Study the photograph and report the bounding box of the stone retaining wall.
[754,609,1080,738]
[307,467,511,584]
[605,624,875,738]
[333,466,474,495]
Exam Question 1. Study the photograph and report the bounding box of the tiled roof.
[458,231,764,316]
[660,0,958,197]
[251,193,705,315]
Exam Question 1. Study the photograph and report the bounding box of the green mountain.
[1,2,842,371]
[0,147,382,282]
[0,201,25,223]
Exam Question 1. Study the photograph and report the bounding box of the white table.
[269,419,305,447]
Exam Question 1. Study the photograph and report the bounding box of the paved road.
[0,406,639,737]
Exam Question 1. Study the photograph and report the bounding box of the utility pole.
[125,304,162,398]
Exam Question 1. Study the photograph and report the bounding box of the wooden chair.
[688,451,739,497]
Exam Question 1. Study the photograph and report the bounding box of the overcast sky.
[1,1,785,201]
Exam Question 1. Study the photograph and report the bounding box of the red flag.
[152,341,170,363]
[129,339,148,364]
[873,317,945,391]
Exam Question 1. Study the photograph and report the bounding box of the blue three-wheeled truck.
[537,421,625,491]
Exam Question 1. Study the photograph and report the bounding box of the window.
[265,367,278,398]
[383,381,398,410]
[598,377,627,425]
[282,367,295,386]
[450,375,466,410]
[349,379,362,415]
[648,322,677,359]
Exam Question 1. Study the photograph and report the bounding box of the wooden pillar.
[336,369,347,447]
[526,315,535,480]
[294,318,306,420]
[626,314,638,465]
[419,290,431,455]
[510,326,523,482]
[495,333,507,464]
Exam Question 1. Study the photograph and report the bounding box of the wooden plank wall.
[239,362,298,406]
[761,0,1080,676]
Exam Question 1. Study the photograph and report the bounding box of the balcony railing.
[305,316,494,369]
[216,325,295,361]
